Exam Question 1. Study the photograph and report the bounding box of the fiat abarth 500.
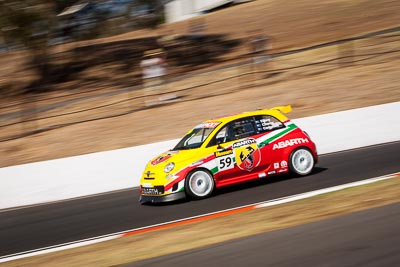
[139,105,318,204]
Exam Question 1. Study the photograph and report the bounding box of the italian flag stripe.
[211,166,218,174]
[259,123,297,148]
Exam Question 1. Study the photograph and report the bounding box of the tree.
[0,0,58,91]
[0,0,167,93]
[127,0,166,29]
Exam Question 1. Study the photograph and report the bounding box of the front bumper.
[139,191,186,204]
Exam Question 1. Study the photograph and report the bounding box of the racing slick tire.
[289,148,315,176]
[185,169,215,200]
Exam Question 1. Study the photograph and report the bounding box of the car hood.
[149,149,199,167]
[141,149,203,186]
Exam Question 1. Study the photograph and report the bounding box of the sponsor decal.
[214,150,233,158]
[281,160,288,168]
[256,119,282,131]
[268,171,276,175]
[196,121,221,129]
[190,160,204,166]
[141,186,164,195]
[233,138,261,171]
[232,138,257,148]
[272,138,309,150]
[258,172,267,178]
[273,162,280,169]
[278,169,288,173]
[151,154,171,166]
[144,171,155,179]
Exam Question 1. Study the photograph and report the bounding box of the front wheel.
[185,169,215,200]
[289,148,315,176]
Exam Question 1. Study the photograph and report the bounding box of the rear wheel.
[185,169,215,200]
[289,148,314,176]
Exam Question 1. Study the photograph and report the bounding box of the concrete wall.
[0,102,399,210]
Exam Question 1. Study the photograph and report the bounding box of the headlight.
[164,162,175,173]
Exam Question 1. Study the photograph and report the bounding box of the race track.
[125,203,400,267]
[0,142,399,257]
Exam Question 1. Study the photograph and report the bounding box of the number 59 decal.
[218,155,234,171]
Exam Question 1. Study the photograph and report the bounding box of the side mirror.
[217,144,225,151]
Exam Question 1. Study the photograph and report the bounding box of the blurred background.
[1,0,400,167]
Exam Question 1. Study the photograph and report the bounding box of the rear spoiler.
[270,105,292,114]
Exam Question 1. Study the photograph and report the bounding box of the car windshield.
[173,122,220,150]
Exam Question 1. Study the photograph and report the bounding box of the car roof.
[204,105,292,124]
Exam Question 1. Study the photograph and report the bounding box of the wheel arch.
[287,146,316,176]
[285,145,316,161]
[185,167,216,182]
[184,167,216,199]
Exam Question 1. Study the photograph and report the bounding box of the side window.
[207,117,257,147]
[207,125,230,147]
[215,126,229,144]
[254,115,284,133]
[231,117,257,141]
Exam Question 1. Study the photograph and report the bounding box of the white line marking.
[255,174,397,208]
[0,172,398,263]
[0,235,121,263]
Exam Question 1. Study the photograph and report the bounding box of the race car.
[139,105,318,204]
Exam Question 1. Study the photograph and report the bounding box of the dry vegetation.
[0,0,400,167]
[1,34,399,167]
[1,2,399,265]
[2,175,399,267]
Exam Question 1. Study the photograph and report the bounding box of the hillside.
[0,0,400,167]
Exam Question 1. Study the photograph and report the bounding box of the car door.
[207,116,265,183]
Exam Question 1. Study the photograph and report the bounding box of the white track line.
[0,172,398,264]
[0,235,121,263]
[255,173,399,208]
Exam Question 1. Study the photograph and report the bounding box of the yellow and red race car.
[139,105,318,204]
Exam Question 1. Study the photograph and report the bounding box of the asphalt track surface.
[0,142,399,257]
[125,203,400,267]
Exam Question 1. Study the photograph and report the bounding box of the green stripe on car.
[259,123,297,148]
